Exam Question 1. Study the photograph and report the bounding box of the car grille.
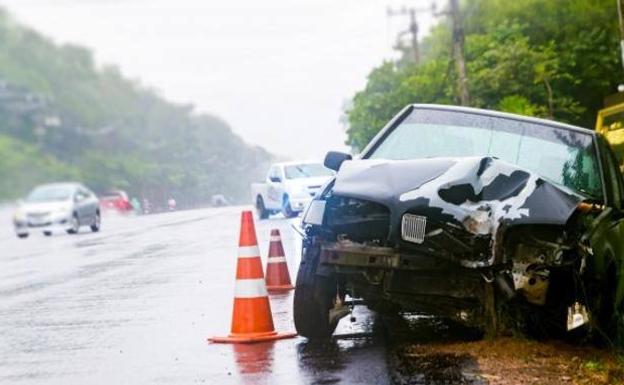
[401,214,427,244]
[29,222,52,228]
[27,212,50,218]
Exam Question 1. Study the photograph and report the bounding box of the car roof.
[410,104,595,136]
[273,161,324,167]
[102,190,126,195]
[32,182,82,191]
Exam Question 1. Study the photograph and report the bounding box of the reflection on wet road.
[0,206,391,385]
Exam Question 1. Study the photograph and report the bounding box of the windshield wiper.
[295,166,311,177]
[577,188,600,201]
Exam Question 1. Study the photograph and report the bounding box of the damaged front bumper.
[317,238,487,322]
[320,239,476,272]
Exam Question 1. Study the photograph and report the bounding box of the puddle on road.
[218,302,391,385]
[221,300,488,385]
[299,305,389,382]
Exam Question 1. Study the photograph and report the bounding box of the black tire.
[67,213,79,234]
[596,263,624,347]
[293,242,339,339]
[281,195,298,218]
[90,211,101,232]
[256,196,269,220]
[17,233,28,239]
[43,231,52,237]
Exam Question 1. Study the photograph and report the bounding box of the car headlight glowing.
[13,208,25,221]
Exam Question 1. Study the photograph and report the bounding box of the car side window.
[75,188,89,201]
[267,167,276,181]
[268,166,281,182]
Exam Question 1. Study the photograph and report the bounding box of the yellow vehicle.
[596,100,624,168]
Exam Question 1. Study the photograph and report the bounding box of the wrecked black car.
[294,104,624,344]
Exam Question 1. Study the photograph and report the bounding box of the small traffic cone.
[208,211,296,344]
[265,229,294,291]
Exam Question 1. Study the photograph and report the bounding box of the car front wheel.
[17,233,28,239]
[67,214,79,234]
[281,195,298,218]
[293,241,341,339]
[90,212,101,232]
[256,196,269,219]
[596,264,624,347]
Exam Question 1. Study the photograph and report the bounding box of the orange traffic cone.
[265,229,294,291]
[208,211,296,344]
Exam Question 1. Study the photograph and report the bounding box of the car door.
[74,188,92,224]
[585,136,624,328]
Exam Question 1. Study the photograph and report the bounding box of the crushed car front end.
[294,105,619,340]
[301,156,592,329]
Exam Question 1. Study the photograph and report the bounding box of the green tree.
[0,8,272,204]
[346,0,621,151]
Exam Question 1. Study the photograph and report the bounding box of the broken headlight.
[302,200,326,225]
[324,195,390,244]
[301,179,335,226]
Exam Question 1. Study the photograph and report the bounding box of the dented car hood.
[332,156,583,243]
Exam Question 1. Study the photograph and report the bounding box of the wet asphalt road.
[0,206,391,385]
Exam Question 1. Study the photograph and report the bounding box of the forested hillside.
[0,9,271,205]
[346,0,621,150]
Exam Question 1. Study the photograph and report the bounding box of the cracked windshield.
[1,1,624,384]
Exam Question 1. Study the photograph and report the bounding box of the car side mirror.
[324,151,352,171]
[269,176,282,183]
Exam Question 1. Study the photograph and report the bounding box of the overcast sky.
[0,0,441,160]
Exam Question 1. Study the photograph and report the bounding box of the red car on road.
[99,190,133,213]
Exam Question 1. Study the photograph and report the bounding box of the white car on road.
[13,183,101,238]
[251,162,334,218]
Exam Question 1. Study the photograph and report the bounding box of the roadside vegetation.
[346,0,621,151]
[0,9,271,205]
[392,338,624,385]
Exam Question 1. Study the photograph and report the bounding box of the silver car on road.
[13,183,101,238]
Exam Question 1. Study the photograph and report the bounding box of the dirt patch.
[394,337,624,385]
[389,347,484,384]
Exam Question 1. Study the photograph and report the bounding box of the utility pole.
[409,9,420,64]
[618,0,624,75]
[387,5,435,65]
[449,0,470,106]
